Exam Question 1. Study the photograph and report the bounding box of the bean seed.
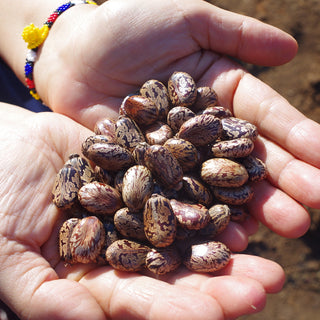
[122,165,154,212]
[211,138,254,158]
[178,114,222,146]
[52,164,81,209]
[140,79,170,121]
[84,142,134,171]
[170,199,210,230]
[106,239,150,272]
[183,241,231,273]
[114,207,147,241]
[163,138,200,172]
[168,71,197,107]
[167,106,195,133]
[200,106,232,119]
[78,181,123,215]
[192,87,218,112]
[65,154,95,185]
[82,135,115,157]
[94,118,116,138]
[144,144,183,189]
[201,158,249,187]
[221,117,258,141]
[121,95,159,126]
[115,116,145,151]
[144,121,173,145]
[239,155,268,182]
[143,194,176,247]
[146,246,182,275]
[213,184,254,205]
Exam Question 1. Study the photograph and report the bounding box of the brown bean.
[59,218,80,262]
[122,165,154,212]
[239,155,268,182]
[167,106,195,133]
[168,71,197,107]
[82,135,115,156]
[192,87,218,112]
[143,194,176,247]
[114,207,147,241]
[201,158,249,187]
[132,142,150,166]
[84,142,134,171]
[115,116,145,151]
[181,174,213,207]
[212,184,254,205]
[200,106,232,119]
[170,199,210,230]
[183,241,231,273]
[163,138,200,172]
[198,204,231,238]
[78,181,123,215]
[178,114,222,146]
[144,121,173,145]
[106,239,150,272]
[211,138,254,158]
[140,79,171,121]
[221,117,258,141]
[52,164,81,209]
[145,246,182,275]
[121,95,159,126]
[144,144,183,189]
[94,118,116,138]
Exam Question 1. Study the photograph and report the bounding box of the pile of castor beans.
[52,71,267,275]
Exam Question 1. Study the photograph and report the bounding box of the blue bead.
[57,2,72,14]
[24,62,33,77]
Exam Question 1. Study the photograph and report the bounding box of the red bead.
[25,78,35,89]
[47,12,59,24]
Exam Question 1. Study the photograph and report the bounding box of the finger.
[248,180,310,238]
[0,248,105,320]
[233,73,320,168]
[80,267,224,320]
[182,0,297,66]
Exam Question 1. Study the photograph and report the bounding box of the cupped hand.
[34,0,318,239]
[0,104,284,320]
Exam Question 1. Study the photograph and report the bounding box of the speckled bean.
[212,184,254,205]
[211,137,254,158]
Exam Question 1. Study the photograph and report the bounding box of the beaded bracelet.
[22,0,97,101]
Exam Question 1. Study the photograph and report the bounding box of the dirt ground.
[1,1,320,319]
[210,1,320,319]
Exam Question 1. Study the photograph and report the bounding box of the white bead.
[71,0,86,5]
[26,49,37,62]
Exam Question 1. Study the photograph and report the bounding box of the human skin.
[1,0,320,319]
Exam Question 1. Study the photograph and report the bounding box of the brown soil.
[1,1,320,319]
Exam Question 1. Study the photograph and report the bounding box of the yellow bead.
[22,24,49,50]
[86,1,97,5]
[30,90,41,100]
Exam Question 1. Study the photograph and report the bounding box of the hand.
[34,0,316,239]
[0,104,284,320]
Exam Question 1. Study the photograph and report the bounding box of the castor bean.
[183,241,231,273]
[78,181,123,215]
[140,79,170,121]
[94,118,116,139]
[200,106,232,119]
[178,114,222,146]
[170,199,210,230]
[84,142,134,171]
[212,184,254,205]
[106,239,150,272]
[201,158,249,187]
[192,87,218,112]
[163,138,200,172]
[82,135,115,157]
[168,71,197,107]
[114,207,147,241]
[115,116,145,151]
[144,144,183,189]
[181,175,213,207]
[121,95,159,126]
[221,117,258,141]
[144,121,173,145]
[167,106,195,133]
[122,165,154,212]
[52,164,81,209]
[211,137,254,158]
[59,216,106,264]
[239,155,268,182]
[143,194,176,247]
[145,246,182,275]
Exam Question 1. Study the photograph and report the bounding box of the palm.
[0,106,283,320]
